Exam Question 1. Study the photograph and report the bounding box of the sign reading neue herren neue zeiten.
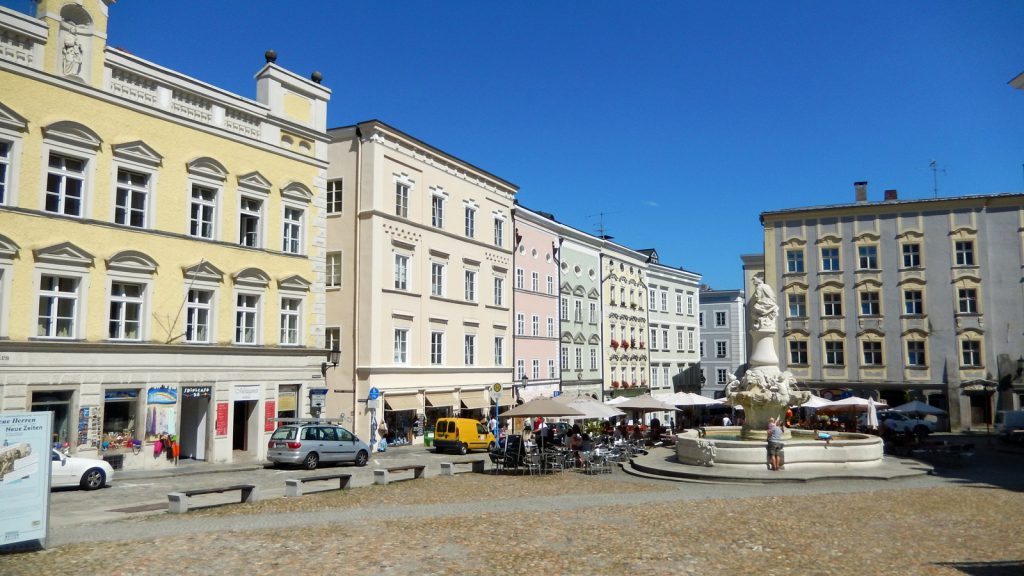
[0,412,53,549]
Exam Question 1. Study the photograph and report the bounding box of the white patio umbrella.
[658,392,724,407]
[604,396,631,406]
[891,400,947,417]
[801,395,836,409]
[615,394,678,412]
[562,397,625,420]
[866,399,880,429]
[501,397,586,418]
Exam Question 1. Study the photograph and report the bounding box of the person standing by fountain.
[767,417,784,471]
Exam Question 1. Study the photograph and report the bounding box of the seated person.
[814,428,832,447]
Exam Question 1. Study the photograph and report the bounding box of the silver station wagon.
[267,423,370,470]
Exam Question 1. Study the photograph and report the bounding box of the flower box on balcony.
[611,381,620,389]
[610,339,619,349]
[621,341,630,350]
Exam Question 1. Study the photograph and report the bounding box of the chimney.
[884,189,898,201]
[854,181,868,203]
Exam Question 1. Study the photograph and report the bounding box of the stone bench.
[439,459,486,476]
[284,473,353,497]
[373,464,426,486]
[167,484,257,514]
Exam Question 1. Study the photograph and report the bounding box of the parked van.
[995,410,1024,444]
[432,418,495,455]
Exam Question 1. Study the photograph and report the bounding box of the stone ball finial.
[311,71,323,84]
[265,50,277,63]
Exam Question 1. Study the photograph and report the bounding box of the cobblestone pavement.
[5,438,1023,575]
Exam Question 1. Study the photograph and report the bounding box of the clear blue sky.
[6,1,1023,289]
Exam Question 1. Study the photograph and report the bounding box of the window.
[464,270,477,301]
[907,341,926,366]
[715,311,726,327]
[238,197,262,247]
[560,297,568,320]
[686,331,694,351]
[958,288,978,314]
[961,339,981,367]
[787,293,806,317]
[716,340,727,358]
[547,317,555,338]
[108,282,143,340]
[494,336,504,365]
[37,275,79,338]
[430,332,444,365]
[464,334,476,365]
[0,139,10,204]
[45,153,85,216]
[548,359,556,379]
[547,276,554,295]
[717,369,729,385]
[660,291,668,312]
[515,268,524,289]
[394,254,409,290]
[102,389,141,446]
[560,347,568,370]
[955,241,974,266]
[516,313,525,335]
[325,327,341,352]
[789,340,808,365]
[394,328,409,364]
[320,252,341,288]
[573,300,582,322]
[326,179,343,214]
[858,245,878,269]
[395,182,409,218]
[687,295,694,315]
[902,243,921,268]
[530,272,539,292]
[699,312,704,327]
[531,359,540,380]
[189,185,217,239]
[279,297,301,345]
[494,218,503,247]
[464,206,475,237]
[821,247,840,271]
[862,341,883,365]
[649,329,658,350]
[590,349,597,370]
[423,262,441,296]
[652,368,659,388]
[859,291,880,316]
[518,359,526,379]
[662,329,669,350]
[575,347,582,370]
[676,294,683,314]
[531,314,540,336]
[786,249,804,273]
[114,169,149,228]
[234,293,260,344]
[649,289,657,310]
[431,195,444,228]
[823,293,842,316]
[589,302,597,323]
[282,206,303,254]
[903,290,923,315]
[700,340,705,358]
[493,276,504,307]
[185,289,213,343]
[824,341,844,366]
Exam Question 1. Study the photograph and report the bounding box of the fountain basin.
[676,427,884,469]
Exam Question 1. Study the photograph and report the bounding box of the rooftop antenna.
[587,210,620,238]
[929,160,945,198]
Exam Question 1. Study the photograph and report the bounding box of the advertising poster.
[264,401,276,432]
[0,412,52,548]
[215,402,229,436]
[145,386,178,441]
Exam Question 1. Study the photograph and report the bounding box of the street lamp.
[321,344,340,377]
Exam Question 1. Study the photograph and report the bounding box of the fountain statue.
[726,275,810,440]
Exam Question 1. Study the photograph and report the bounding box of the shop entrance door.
[232,400,256,452]
[179,387,211,460]
[31,390,73,447]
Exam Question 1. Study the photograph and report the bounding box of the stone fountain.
[673,275,883,470]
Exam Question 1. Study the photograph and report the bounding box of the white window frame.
[786,249,804,273]
[589,302,597,323]
[517,358,526,379]
[824,340,845,366]
[394,328,410,364]
[464,333,476,365]
[493,275,504,307]
[961,338,981,367]
[676,294,683,314]
[394,253,410,291]
[326,178,343,214]
[955,241,975,266]
[906,340,926,367]
[281,203,305,255]
[279,296,302,346]
[185,287,215,344]
[430,331,444,365]
[515,268,524,289]
[650,328,658,350]
[44,152,88,217]
[821,246,840,271]
[716,340,728,358]
[430,261,446,297]
[789,340,808,365]
[394,174,412,218]
[903,289,923,315]
[590,348,597,370]
[902,243,921,268]
[189,183,218,240]
[37,273,83,339]
[862,340,883,365]
[464,269,477,302]
[517,312,526,335]
[113,166,153,229]
[715,311,727,327]
[238,194,264,248]
[532,359,540,380]
[0,131,22,206]
[717,368,729,385]
[431,190,446,228]
[858,245,879,270]
[788,293,807,317]
[531,271,539,292]
[531,314,540,336]
[547,317,555,338]
[548,359,556,379]
[493,216,504,247]
[234,291,262,345]
[107,279,147,342]
[326,252,342,289]
[464,204,476,238]
[546,275,554,295]
[660,290,668,312]
[494,336,504,365]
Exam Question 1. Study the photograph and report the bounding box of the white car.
[51,449,113,490]
[878,412,936,435]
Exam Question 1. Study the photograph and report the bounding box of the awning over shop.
[426,391,456,408]
[384,394,420,412]
[497,388,513,407]
[460,391,489,410]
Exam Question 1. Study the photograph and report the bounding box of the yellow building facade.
[0,1,331,469]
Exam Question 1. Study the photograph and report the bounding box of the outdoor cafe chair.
[488,451,505,474]
[525,450,543,476]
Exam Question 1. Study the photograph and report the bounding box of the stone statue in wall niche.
[750,275,778,332]
[61,26,84,77]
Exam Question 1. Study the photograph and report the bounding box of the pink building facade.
[512,207,561,401]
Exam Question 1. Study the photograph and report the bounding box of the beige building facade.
[325,121,516,441]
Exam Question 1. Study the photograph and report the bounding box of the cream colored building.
[325,121,516,441]
[0,1,330,469]
[601,244,651,399]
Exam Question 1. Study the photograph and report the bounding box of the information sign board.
[0,412,52,548]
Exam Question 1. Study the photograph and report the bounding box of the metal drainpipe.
[352,126,363,436]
